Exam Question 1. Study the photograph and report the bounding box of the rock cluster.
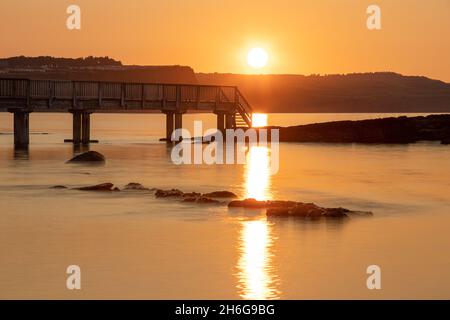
[229,198,372,219]
[50,183,373,219]
[124,182,151,191]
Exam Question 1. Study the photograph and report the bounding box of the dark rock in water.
[267,204,349,219]
[267,200,299,208]
[75,183,115,191]
[267,203,324,218]
[202,191,238,198]
[183,192,202,198]
[50,185,68,189]
[230,198,371,219]
[228,198,297,209]
[196,197,221,204]
[322,207,351,218]
[113,187,121,192]
[228,199,268,208]
[155,189,184,198]
[442,139,450,145]
[124,182,149,191]
[183,197,221,204]
[67,151,105,163]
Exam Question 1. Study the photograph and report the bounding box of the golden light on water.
[245,146,271,201]
[252,113,268,127]
[236,219,280,300]
[235,144,279,299]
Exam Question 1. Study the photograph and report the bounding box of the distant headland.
[1,55,450,113]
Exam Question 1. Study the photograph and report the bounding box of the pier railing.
[0,78,253,127]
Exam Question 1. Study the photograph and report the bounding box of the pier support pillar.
[226,113,235,130]
[216,112,225,134]
[11,111,30,148]
[165,112,174,142]
[72,111,82,144]
[174,112,183,142]
[81,112,91,144]
[175,112,183,130]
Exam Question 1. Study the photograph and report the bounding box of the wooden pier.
[0,78,253,147]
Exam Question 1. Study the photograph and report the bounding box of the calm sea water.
[1,113,450,299]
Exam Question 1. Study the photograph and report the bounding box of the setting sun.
[247,48,269,69]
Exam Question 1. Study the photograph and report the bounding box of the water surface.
[1,113,450,299]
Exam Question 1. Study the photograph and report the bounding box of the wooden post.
[165,112,174,142]
[216,112,225,134]
[121,83,125,108]
[72,111,82,144]
[72,82,77,108]
[141,84,146,108]
[175,112,183,130]
[98,83,103,107]
[174,112,183,142]
[13,111,30,148]
[81,112,91,144]
[226,113,235,130]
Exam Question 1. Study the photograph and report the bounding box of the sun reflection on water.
[235,143,280,300]
[245,146,272,201]
[236,219,280,300]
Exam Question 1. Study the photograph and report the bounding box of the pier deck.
[0,78,253,146]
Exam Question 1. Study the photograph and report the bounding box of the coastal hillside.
[0,56,198,84]
[197,72,450,113]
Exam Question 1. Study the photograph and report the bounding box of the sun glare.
[252,113,268,127]
[247,48,269,69]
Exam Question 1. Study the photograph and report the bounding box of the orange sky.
[1,0,449,81]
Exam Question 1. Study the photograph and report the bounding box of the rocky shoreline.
[51,182,373,220]
[263,114,450,144]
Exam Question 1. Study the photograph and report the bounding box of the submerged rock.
[124,182,149,191]
[67,151,105,163]
[183,197,221,204]
[75,183,116,192]
[155,189,184,198]
[50,185,68,189]
[229,198,372,219]
[228,199,296,209]
[183,192,202,198]
[202,191,238,198]
[267,204,349,219]
[196,197,221,204]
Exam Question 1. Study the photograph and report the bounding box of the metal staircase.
[218,87,253,129]
[235,88,253,128]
